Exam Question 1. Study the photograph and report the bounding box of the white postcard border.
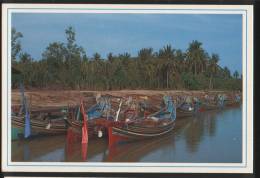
[1,4,254,173]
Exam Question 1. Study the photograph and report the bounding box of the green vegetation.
[11,26,242,91]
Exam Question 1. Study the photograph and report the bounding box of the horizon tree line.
[11,26,242,91]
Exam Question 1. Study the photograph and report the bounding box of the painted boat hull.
[108,120,175,146]
[11,127,24,140]
[225,100,241,108]
[66,117,116,139]
[176,108,193,118]
[12,115,67,135]
[66,118,96,138]
[200,103,220,111]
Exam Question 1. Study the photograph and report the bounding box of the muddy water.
[11,106,242,163]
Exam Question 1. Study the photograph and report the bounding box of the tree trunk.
[194,63,197,76]
[106,79,110,90]
[209,75,212,89]
[157,76,160,89]
[166,70,169,88]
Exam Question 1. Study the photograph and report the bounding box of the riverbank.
[11,89,240,108]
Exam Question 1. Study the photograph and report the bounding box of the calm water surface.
[12,107,242,163]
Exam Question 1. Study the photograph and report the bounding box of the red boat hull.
[108,120,175,146]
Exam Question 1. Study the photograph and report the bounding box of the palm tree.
[233,70,239,79]
[175,49,186,73]
[20,52,33,64]
[208,53,219,89]
[11,27,23,62]
[106,53,116,90]
[186,40,206,75]
[137,48,157,88]
[93,52,101,61]
[158,45,176,88]
[138,48,154,61]
[155,57,164,88]
[107,52,114,63]
[223,66,231,78]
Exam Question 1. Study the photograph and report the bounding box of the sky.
[11,13,242,74]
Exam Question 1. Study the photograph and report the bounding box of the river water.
[12,106,242,163]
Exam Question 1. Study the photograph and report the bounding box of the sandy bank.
[11,89,240,108]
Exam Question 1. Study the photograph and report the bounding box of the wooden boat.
[11,107,69,136]
[225,100,241,107]
[198,93,228,112]
[200,97,231,111]
[67,95,157,139]
[225,95,241,107]
[11,83,69,138]
[66,96,115,138]
[108,120,174,142]
[108,96,176,146]
[66,106,96,139]
[176,102,194,118]
[200,95,225,111]
[12,127,24,140]
[200,102,220,111]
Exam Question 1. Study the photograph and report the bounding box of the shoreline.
[11,89,241,108]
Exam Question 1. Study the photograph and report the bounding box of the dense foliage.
[11,27,242,91]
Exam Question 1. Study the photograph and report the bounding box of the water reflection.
[12,107,242,163]
[105,133,175,162]
[23,144,30,161]
[183,111,218,153]
[65,133,108,162]
[33,148,65,162]
[12,135,66,162]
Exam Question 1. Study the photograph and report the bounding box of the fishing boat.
[199,94,226,111]
[173,96,195,118]
[66,107,99,139]
[11,83,69,139]
[66,95,115,138]
[225,94,242,107]
[108,96,176,146]
[12,107,69,136]
[67,95,157,139]
[176,102,194,118]
[225,100,241,107]
[200,102,220,111]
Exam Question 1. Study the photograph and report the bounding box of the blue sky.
[12,13,242,74]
